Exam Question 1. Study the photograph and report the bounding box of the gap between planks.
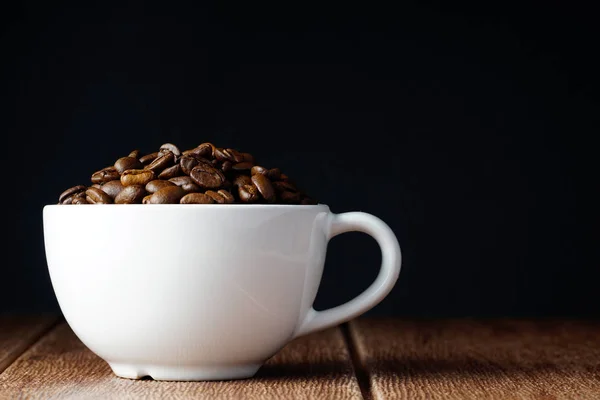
[341,322,372,400]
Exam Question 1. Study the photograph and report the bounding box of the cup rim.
[44,203,329,210]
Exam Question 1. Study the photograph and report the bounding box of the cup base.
[109,362,262,381]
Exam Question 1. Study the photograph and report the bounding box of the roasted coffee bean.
[218,189,235,204]
[241,152,254,163]
[169,176,202,192]
[139,152,158,165]
[251,174,276,203]
[115,185,146,204]
[266,168,281,181]
[92,184,102,189]
[121,169,155,186]
[205,190,225,203]
[128,149,140,159]
[280,191,301,203]
[180,192,214,204]
[232,161,253,171]
[59,185,87,203]
[159,143,181,158]
[142,194,152,204]
[221,160,233,172]
[228,148,245,163]
[91,166,119,183]
[251,165,268,176]
[148,186,186,204]
[85,187,113,204]
[191,143,214,158]
[145,151,175,172]
[72,196,89,204]
[214,147,235,162]
[158,164,181,179]
[233,174,252,187]
[280,173,289,181]
[115,156,143,174]
[179,155,200,175]
[238,184,260,203]
[100,180,124,199]
[272,181,298,193]
[190,164,226,190]
[146,179,175,193]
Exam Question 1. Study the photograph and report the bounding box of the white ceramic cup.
[43,204,401,381]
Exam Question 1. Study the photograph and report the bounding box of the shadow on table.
[255,360,352,380]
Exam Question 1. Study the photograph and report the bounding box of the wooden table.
[1,316,599,399]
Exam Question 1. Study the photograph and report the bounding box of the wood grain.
[0,315,59,373]
[349,318,600,400]
[0,322,362,399]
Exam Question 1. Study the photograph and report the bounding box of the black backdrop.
[1,1,597,317]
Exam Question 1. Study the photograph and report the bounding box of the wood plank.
[0,315,59,373]
[0,322,363,399]
[349,318,600,400]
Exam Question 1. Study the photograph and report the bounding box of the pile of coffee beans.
[58,143,317,205]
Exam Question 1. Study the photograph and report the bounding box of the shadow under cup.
[43,204,401,381]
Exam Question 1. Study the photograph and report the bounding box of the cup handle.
[293,212,402,338]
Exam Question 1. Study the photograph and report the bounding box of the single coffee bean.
[100,180,125,199]
[159,143,181,158]
[142,194,152,204]
[91,166,119,183]
[241,152,254,163]
[218,189,235,204]
[148,186,186,204]
[168,176,191,186]
[59,185,87,203]
[205,190,225,203]
[251,174,276,203]
[121,169,155,186]
[251,165,268,176]
[92,183,102,189]
[146,179,175,193]
[280,173,289,181]
[214,147,235,162]
[179,155,200,175]
[233,174,252,187]
[272,181,298,193]
[180,192,214,204]
[280,191,301,203]
[128,149,140,159]
[221,160,233,172]
[232,161,253,171]
[139,152,158,165]
[266,168,281,181]
[115,185,146,204]
[238,184,260,203]
[158,164,181,179]
[85,187,113,204]
[114,156,143,174]
[228,148,245,163]
[190,164,226,190]
[191,143,214,158]
[72,196,89,204]
[145,151,175,172]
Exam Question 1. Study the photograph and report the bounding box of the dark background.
[1,1,597,317]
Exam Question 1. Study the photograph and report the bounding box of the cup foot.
[108,362,262,381]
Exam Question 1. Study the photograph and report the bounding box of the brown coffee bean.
[121,169,155,186]
[251,174,276,203]
[241,152,254,163]
[191,143,214,158]
[100,180,125,199]
[142,194,152,204]
[139,152,158,165]
[280,173,289,181]
[232,161,253,171]
[114,156,143,174]
[158,164,181,179]
[180,155,199,175]
[272,181,299,193]
[280,191,301,203]
[115,185,146,204]
[159,143,181,158]
[72,196,89,204]
[190,164,226,190]
[180,192,214,204]
[91,167,119,183]
[92,184,102,189]
[145,151,175,172]
[218,189,235,204]
[59,185,87,203]
[266,168,281,181]
[233,174,252,188]
[146,179,175,193]
[221,160,233,172]
[214,147,235,162]
[148,186,186,204]
[228,149,245,163]
[205,190,225,203]
[251,165,268,176]
[129,150,141,159]
[238,184,260,203]
[85,187,113,204]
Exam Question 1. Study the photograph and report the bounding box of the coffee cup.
[43,203,401,381]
